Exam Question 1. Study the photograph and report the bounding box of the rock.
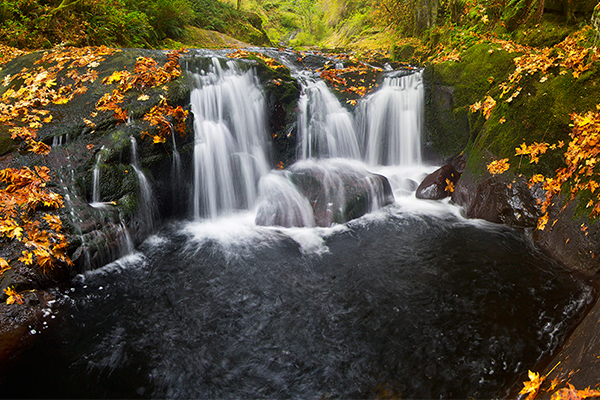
[451,173,539,228]
[415,164,460,200]
[256,159,395,227]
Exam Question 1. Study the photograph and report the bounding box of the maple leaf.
[520,370,543,400]
[537,213,549,231]
[152,135,166,144]
[137,94,150,101]
[43,214,62,231]
[52,96,69,105]
[487,158,510,175]
[0,257,10,275]
[19,250,34,265]
[470,101,482,113]
[4,286,24,305]
[103,70,130,85]
[445,179,455,193]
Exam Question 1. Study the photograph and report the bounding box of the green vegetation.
[0,0,268,49]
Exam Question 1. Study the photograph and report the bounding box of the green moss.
[426,43,516,158]
[0,131,15,155]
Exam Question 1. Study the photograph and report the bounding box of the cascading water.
[297,75,360,160]
[171,127,182,186]
[130,136,156,232]
[2,53,595,400]
[90,147,104,206]
[358,72,423,166]
[189,58,270,219]
[255,67,426,227]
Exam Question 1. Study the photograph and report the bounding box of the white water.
[190,58,270,219]
[90,147,105,207]
[358,72,423,166]
[171,127,182,186]
[297,76,360,160]
[186,58,428,228]
[130,136,156,232]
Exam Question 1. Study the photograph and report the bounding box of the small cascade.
[256,159,394,227]
[255,171,316,228]
[190,58,271,219]
[52,134,68,147]
[171,127,182,184]
[91,147,104,206]
[358,71,423,166]
[130,136,156,232]
[297,75,360,160]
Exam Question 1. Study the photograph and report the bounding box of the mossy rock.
[425,42,516,159]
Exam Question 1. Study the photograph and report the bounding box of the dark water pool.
[0,205,594,399]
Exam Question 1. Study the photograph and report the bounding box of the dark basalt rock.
[416,164,460,200]
[290,163,394,227]
[451,173,540,228]
[256,160,395,228]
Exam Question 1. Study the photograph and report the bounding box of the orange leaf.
[4,286,24,305]
[520,370,543,400]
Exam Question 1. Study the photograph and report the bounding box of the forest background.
[1,0,597,54]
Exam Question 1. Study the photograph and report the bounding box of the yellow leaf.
[137,94,150,101]
[43,115,53,123]
[152,135,166,144]
[487,158,510,175]
[4,286,24,305]
[19,251,34,265]
[520,370,543,400]
[0,257,9,275]
[103,70,128,85]
[53,96,69,105]
[537,213,549,231]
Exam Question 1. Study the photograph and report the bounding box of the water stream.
[0,53,595,399]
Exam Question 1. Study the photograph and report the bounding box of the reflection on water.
[0,204,594,399]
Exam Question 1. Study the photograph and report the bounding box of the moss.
[470,64,600,181]
[426,43,516,158]
[0,132,15,155]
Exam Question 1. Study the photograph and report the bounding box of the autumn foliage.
[466,29,600,230]
[1,47,188,306]
[520,367,600,400]
[97,49,188,143]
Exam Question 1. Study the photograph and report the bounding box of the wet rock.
[291,164,393,227]
[451,173,539,228]
[256,160,394,227]
[415,164,460,200]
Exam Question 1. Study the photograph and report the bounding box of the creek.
[0,51,595,399]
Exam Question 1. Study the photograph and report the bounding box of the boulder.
[415,164,460,200]
[256,159,395,227]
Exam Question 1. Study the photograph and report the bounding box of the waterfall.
[254,66,424,227]
[296,70,423,166]
[190,58,270,219]
[130,136,156,232]
[297,75,360,160]
[359,72,423,166]
[255,171,316,228]
[171,127,182,185]
[91,147,104,205]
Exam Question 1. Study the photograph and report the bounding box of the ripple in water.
[0,205,594,399]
